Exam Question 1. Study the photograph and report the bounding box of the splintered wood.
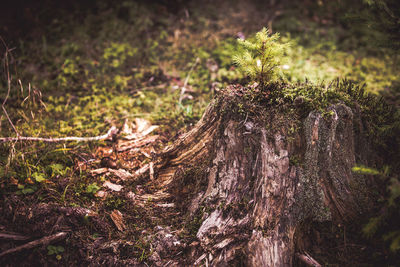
[110,210,126,232]
[89,118,159,185]
[103,181,123,191]
[117,135,159,152]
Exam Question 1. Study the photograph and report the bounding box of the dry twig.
[0,232,67,258]
[0,126,118,143]
[0,232,30,241]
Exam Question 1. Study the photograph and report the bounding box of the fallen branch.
[0,126,118,143]
[295,252,322,267]
[0,232,30,241]
[0,232,67,258]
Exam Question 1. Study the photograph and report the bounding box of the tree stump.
[151,84,373,266]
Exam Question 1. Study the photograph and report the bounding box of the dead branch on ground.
[0,232,30,241]
[0,232,67,258]
[0,126,118,143]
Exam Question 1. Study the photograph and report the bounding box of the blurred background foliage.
[0,0,399,263]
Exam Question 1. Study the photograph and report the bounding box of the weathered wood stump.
[152,84,372,266]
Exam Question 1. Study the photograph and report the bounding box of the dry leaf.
[108,168,134,181]
[135,118,151,133]
[91,168,109,175]
[117,135,159,152]
[103,181,123,192]
[10,177,18,185]
[121,119,136,136]
[95,190,108,198]
[122,126,159,140]
[138,125,158,136]
[121,117,158,140]
[110,210,125,231]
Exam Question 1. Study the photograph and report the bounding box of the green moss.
[104,195,126,210]
[185,207,205,238]
[289,155,301,167]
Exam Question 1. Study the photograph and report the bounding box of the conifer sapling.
[233,27,287,86]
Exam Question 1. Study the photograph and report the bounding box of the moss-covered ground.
[0,0,399,265]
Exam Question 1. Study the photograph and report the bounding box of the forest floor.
[0,0,399,265]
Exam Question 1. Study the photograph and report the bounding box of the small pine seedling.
[233,27,287,85]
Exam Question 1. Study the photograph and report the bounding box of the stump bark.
[152,86,372,266]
